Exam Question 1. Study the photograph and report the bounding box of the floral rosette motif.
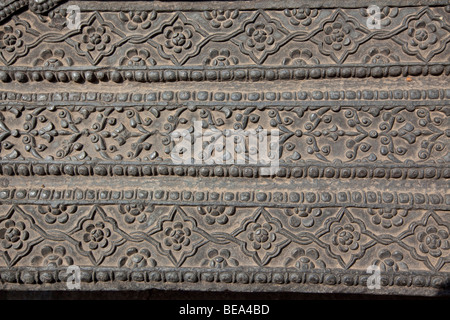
[362,47,399,64]
[396,10,447,61]
[371,249,409,272]
[0,210,42,267]
[71,13,125,65]
[152,208,204,267]
[0,219,29,251]
[119,247,157,268]
[284,248,326,270]
[360,6,399,27]
[31,245,74,267]
[201,248,239,268]
[32,49,74,67]
[38,204,78,224]
[402,212,450,270]
[119,48,156,66]
[313,12,364,63]
[284,8,318,26]
[234,12,287,64]
[235,209,289,266]
[282,49,320,66]
[203,49,239,66]
[0,19,35,65]
[72,209,124,265]
[203,10,239,29]
[317,209,375,268]
[119,11,157,31]
[197,206,235,225]
[163,22,194,55]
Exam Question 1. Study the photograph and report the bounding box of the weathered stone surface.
[0,0,448,296]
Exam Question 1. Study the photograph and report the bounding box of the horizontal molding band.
[1,64,449,83]
[0,162,449,180]
[0,188,448,209]
[0,267,448,292]
[1,89,450,104]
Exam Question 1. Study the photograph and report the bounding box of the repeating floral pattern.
[0,7,448,66]
[0,103,446,164]
[0,1,448,294]
[0,203,448,275]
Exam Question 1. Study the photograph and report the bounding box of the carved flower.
[245,23,275,53]
[284,8,318,26]
[82,26,111,52]
[0,25,24,53]
[197,206,235,225]
[284,248,326,270]
[323,22,354,52]
[395,10,447,62]
[237,13,287,64]
[236,209,290,265]
[203,49,238,66]
[31,245,74,267]
[407,20,438,51]
[318,209,374,268]
[247,221,277,251]
[314,13,363,63]
[360,6,399,27]
[38,204,78,224]
[119,247,156,268]
[82,222,111,251]
[372,249,408,272]
[282,49,320,65]
[32,49,74,67]
[0,220,29,250]
[284,206,322,228]
[368,208,408,229]
[203,10,239,28]
[48,8,68,30]
[332,223,360,253]
[417,225,450,258]
[119,48,156,66]
[398,122,422,144]
[119,203,148,224]
[164,221,191,251]
[403,212,450,270]
[163,23,193,54]
[362,47,399,64]
[112,123,131,146]
[119,11,157,30]
[202,248,239,268]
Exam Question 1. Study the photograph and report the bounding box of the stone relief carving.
[0,0,448,295]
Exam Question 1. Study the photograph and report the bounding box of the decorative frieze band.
[0,267,448,293]
[0,0,448,296]
[0,99,447,167]
[0,188,448,209]
[1,64,450,83]
[1,5,449,77]
[1,162,449,180]
[2,89,450,103]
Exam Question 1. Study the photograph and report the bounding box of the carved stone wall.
[0,0,448,296]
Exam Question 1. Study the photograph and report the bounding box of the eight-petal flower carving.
[401,211,450,270]
[316,209,376,268]
[312,12,366,63]
[234,208,290,266]
[395,9,449,62]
